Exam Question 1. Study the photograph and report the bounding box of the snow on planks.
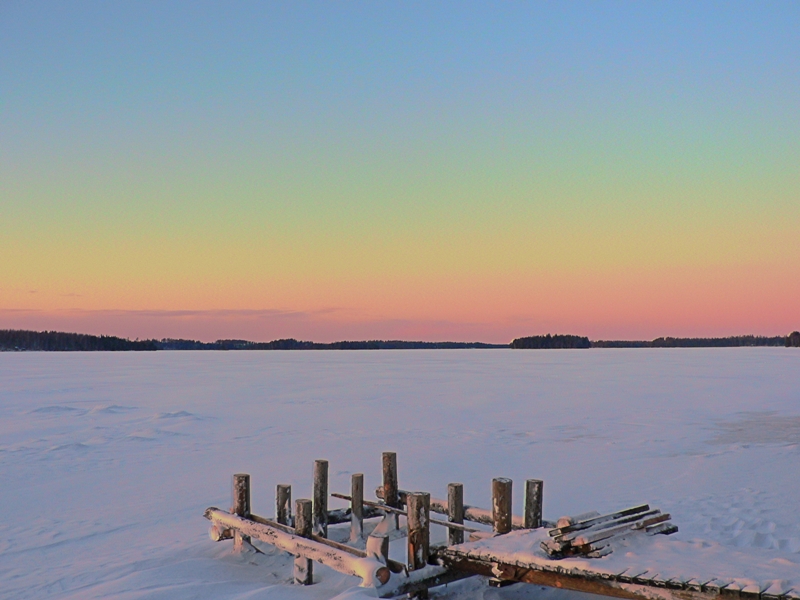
[541,504,678,558]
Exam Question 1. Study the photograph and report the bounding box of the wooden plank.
[550,504,650,537]
[448,483,464,545]
[555,509,662,543]
[437,552,725,600]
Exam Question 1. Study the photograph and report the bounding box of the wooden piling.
[232,473,251,550]
[382,452,399,529]
[382,452,399,508]
[294,499,313,585]
[276,484,292,526]
[524,479,543,529]
[407,492,431,570]
[350,473,364,542]
[313,459,328,538]
[447,483,464,545]
[492,478,512,534]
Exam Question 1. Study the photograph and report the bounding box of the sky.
[1,1,799,343]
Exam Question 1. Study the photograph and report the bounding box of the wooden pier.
[204,452,799,599]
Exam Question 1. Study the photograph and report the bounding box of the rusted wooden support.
[205,507,390,587]
[350,473,364,542]
[407,492,430,570]
[276,484,292,526]
[492,478,512,534]
[313,459,328,538]
[524,479,543,529]
[232,473,251,550]
[447,483,464,545]
[294,498,314,585]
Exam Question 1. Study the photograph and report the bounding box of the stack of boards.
[541,504,678,559]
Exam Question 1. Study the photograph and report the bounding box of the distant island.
[510,334,799,349]
[1,329,798,352]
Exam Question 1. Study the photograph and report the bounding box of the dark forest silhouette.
[1,329,798,351]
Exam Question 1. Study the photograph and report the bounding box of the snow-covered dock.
[436,527,800,600]
[204,452,799,600]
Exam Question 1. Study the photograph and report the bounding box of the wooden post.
[382,452,398,508]
[276,484,292,526]
[313,459,328,538]
[492,478,512,534]
[447,483,464,545]
[407,492,430,570]
[524,479,543,529]
[232,473,251,550]
[294,499,313,585]
[350,473,364,542]
[382,452,399,529]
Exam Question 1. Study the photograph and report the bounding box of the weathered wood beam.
[204,507,391,587]
[249,510,407,574]
[550,504,650,536]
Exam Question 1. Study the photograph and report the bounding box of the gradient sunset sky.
[2,2,798,343]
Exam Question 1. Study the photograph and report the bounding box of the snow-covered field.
[1,349,799,599]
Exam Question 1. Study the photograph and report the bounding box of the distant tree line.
[592,335,788,348]
[0,329,157,351]
[160,338,507,350]
[511,334,591,349]
[3,329,799,352]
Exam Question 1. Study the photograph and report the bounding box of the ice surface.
[1,349,799,599]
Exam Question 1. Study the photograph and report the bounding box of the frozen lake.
[1,349,799,599]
